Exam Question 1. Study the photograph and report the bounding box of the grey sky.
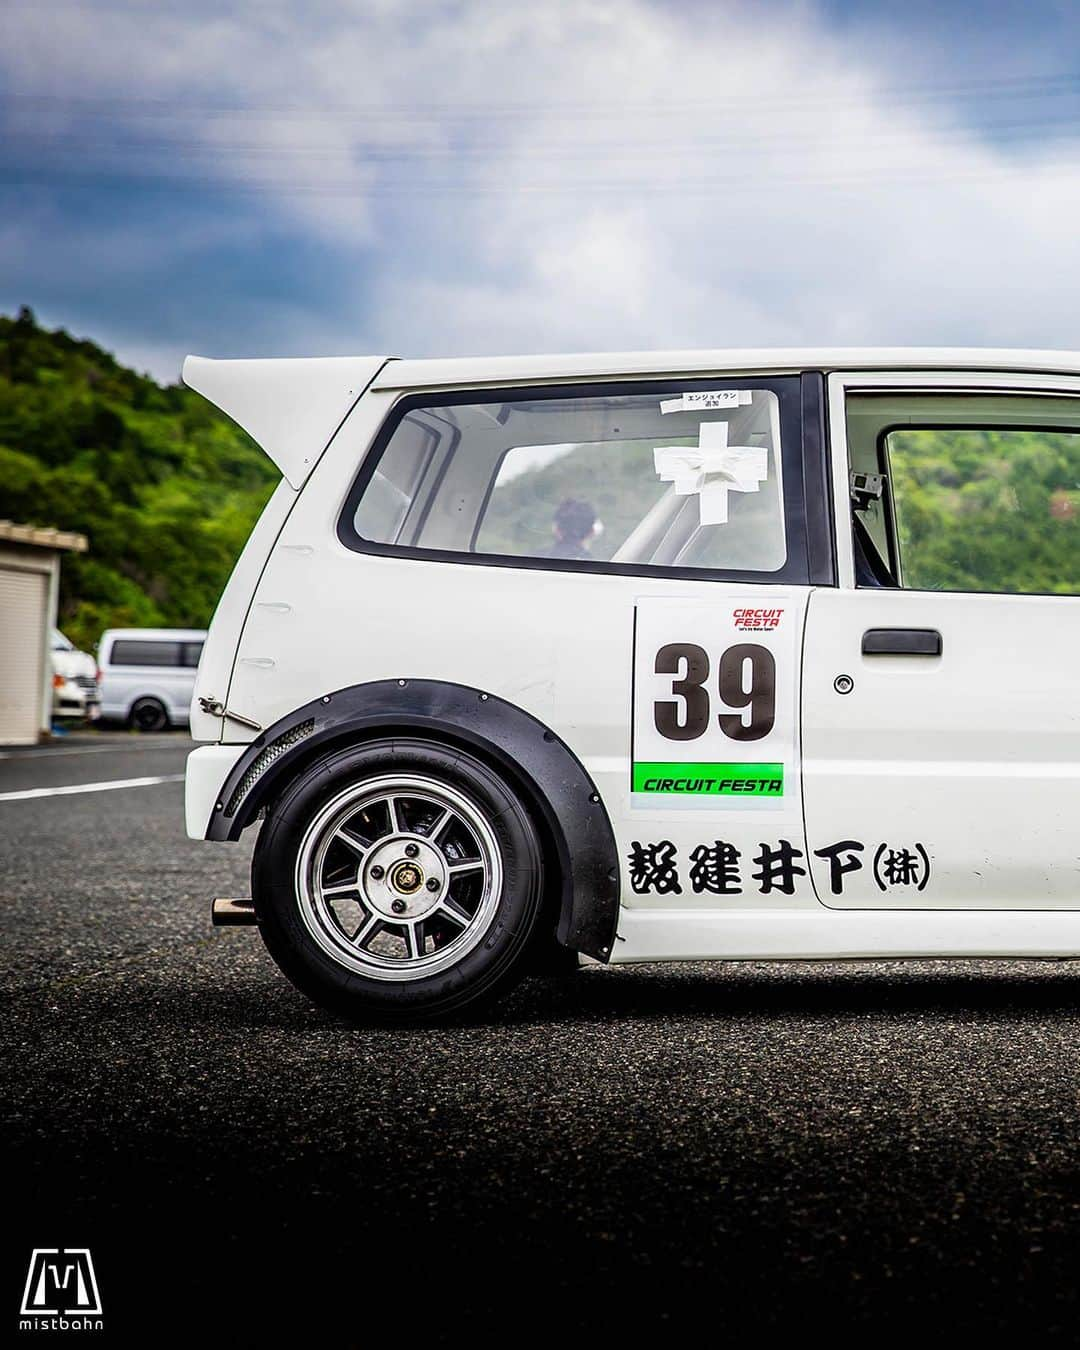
[1,0,1078,380]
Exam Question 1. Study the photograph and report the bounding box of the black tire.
[128,697,169,732]
[252,738,546,1024]
[529,934,582,977]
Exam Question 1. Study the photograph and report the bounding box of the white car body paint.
[802,587,1080,910]
[183,348,1080,963]
[182,357,389,744]
[187,479,296,745]
[372,348,1080,391]
[612,908,1080,963]
[184,744,246,838]
[182,355,388,490]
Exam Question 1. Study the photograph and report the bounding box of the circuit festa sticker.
[632,596,801,810]
[733,606,783,632]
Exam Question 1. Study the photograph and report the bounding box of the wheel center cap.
[391,861,423,894]
[361,835,445,920]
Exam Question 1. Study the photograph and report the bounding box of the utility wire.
[8,112,1080,162]
[5,70,1080,122]
[4,154,1079,198]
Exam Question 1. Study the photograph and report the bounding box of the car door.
[803,370,1080,909]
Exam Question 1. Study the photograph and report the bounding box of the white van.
[98,627,206,731]
[182,348,1080,1023]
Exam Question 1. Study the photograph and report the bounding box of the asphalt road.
[4,734,1080,1342]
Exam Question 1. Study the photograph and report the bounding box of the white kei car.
[183,348,1080,1021]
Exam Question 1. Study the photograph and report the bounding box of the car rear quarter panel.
[222,386,821,930]
[189,479,299,743]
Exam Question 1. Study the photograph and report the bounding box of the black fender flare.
[208,679,620,961]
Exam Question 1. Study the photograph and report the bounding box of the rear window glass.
[342,382,800,578]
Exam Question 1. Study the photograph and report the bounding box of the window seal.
[800,371,835,585]
[402,415,457,546]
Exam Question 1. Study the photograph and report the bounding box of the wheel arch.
[126,688,169,710]
[208,679,620,961]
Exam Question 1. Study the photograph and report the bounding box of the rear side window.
[181,642,204,668]
[109,640,183,666]
[340,379,808,582]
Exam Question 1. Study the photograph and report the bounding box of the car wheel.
[129,697,169,732]
[252,738,546,1023]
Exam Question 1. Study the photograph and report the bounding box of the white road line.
[0,774,185,802]
[0,739,188,761]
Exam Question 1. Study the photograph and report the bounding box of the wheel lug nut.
[370,864,385,880]
[391,899,407,914]
[426,877,440,892]
[404,843,419,858]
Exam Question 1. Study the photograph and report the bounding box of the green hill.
[890,425,1080,594]
[0,307,276,653]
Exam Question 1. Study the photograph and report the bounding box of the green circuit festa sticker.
[632,762,784,796]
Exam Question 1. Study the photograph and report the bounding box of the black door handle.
[862,628,942,656]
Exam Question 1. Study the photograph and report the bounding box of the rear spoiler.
[182,354,390,489]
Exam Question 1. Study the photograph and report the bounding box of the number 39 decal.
[653,642,776,743]
[633,596,796,807]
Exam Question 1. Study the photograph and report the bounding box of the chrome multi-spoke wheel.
[295,774,503,981]
[254,738,546,1021]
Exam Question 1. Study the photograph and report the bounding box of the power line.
[4,153,1079,198]
[7,111,1080,163]
[5,70,1080,124]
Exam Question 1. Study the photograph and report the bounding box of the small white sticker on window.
[660,390,753,414]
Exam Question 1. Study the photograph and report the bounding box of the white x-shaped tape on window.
[653,421,769,526]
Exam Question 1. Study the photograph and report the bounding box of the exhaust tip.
[212,897,258,927]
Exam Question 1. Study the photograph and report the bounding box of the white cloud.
[2,0,1080,376]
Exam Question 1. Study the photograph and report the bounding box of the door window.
[846,392,1080,595]
[340,380,809,582]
